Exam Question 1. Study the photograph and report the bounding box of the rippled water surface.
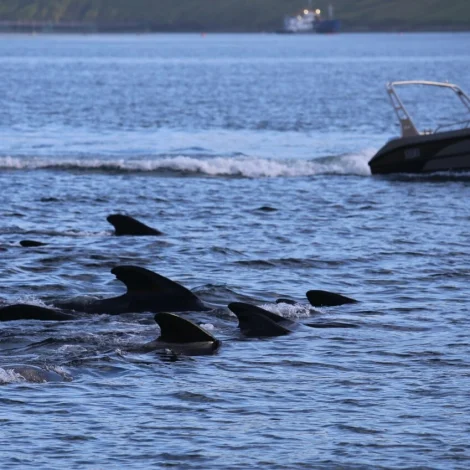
[1,33,470,469]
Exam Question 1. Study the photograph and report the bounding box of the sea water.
[0,32,470,469]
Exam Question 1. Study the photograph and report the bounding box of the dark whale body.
[306,290,358,307]
[276,290,357,308]
[107,214,162,236]
[20,240,47,247]
[58,266,210,314]
[229,302,357,338]
[228,302,294,337]
[0,304,75,321]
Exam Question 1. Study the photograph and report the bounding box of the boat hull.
[369,128,470,174]
[315,19,341,34]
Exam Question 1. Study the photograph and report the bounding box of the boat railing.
[434,119,470,133]
[386,81,470,138]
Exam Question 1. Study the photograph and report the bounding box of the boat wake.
[0,152,373,178]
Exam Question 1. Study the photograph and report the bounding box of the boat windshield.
[387,81,470,137]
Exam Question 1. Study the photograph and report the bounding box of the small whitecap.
[0,368,24,384]
[261,303,313,319]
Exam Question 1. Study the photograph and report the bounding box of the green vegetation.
[0,0,469,31]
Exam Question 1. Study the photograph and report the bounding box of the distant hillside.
[0,0,469,32]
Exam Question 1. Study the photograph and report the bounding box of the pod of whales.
[3,205,361,366]
[1,266,358,326]
[107,214,162,236]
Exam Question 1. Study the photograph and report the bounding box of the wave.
[0,153,373,178]
[0,365,71,384]
[260,302,314,320]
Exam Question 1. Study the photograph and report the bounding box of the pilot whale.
[57,265,211,314]
[228,302,294,337]
[107,214,162,236]
[0,306,219,356]
[136,312,221,355]
[0,309,219,356]
[0,304,75,321]
[229,302,357,338]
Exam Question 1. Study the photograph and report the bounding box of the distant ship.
[279,4,340,34]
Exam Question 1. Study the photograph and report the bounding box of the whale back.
[107,214,162,236]
[306,290,357,307]
[0,304,75,321]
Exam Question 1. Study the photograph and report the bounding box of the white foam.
[0,152,373,178]
[0,365,71,384]
[57,345,88,354]
[12,296,48,307]
[261,303,313,319]
[0,368,25,384]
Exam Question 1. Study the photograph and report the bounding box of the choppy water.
[1,32,470,469]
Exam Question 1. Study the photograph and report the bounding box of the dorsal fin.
[107,214,162,236]
[229,302,287,324]
[110,266,207,312]
[228,302,291,337]
[306,290,358,307]
[112,266,195,297]
[155,313,217,343]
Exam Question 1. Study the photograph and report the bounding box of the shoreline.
[1,29,469,35]
[0,21,469,35]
